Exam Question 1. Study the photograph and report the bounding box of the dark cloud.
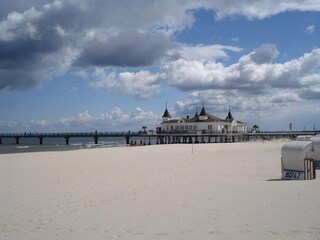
[250,44,279,64]
[1,0,320,91]
[0,0,179,90]
[299,88,320,100]
[0,68,46,90]
[0,0,52,18]
[0,6,70,90]
[0,37,63,90]
[75,30,172,67]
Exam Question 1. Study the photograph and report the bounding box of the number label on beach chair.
[282,170,304,180]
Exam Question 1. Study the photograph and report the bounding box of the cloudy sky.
[1,0,320,133]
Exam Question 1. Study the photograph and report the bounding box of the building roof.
[199,106,207,116]
[161,105,245,124]
[162,108,171,118]
[225,111,234,122]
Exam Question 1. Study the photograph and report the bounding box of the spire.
[198,99,208,116]
[199,104,206,116]
[162,102,171,118]
[162,108,171,118]
[199,100,208,120]
[226,106,234,122]
[194,107,198,118]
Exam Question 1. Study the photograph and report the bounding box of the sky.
[1,0,320,133]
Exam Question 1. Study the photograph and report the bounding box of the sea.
[0,136,158,154]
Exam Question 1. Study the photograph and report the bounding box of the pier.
[0,132,133,145]
[0,131,319,146]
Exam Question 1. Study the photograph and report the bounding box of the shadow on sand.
[266,178,285,181]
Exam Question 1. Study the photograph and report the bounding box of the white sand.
[0,141,320,240]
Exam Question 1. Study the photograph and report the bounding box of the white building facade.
[160,106,247,134]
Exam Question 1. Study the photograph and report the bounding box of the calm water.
[0,136,158,154]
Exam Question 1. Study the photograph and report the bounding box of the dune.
[0,141,319,239]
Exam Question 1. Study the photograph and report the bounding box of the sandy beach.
[0,140,320,240]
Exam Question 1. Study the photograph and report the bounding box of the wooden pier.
[0,131,319,146]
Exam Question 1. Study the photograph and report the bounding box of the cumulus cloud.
[74,69,88,79]
[1,0,320,91]
[173,89,265,115]
[85,44,320,100]
[0,107,159,132]
[177,44,243,61]
[161,45,320,99]
[89,68,162,100]
[131,107,158,122]
[100,107,130,123]
[171,88,304,131]
[0,7,42,42]
[52,107,157,131]
[0,0,176,90]
[0,4,78,90]
[250,44,279,64]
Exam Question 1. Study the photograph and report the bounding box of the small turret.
[199,102,208,121]
[162,105,171,122]
[225,107,234,122]
[194,108,198,118]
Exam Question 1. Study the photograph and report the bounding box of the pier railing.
[0,130,319,145]
[0,132,132,137]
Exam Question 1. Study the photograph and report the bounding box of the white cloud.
[49,47,81,76]
[100,107,159,130]
[59,117,70,126]
[0,0,319,134]
[0,7,42,41]
[100,107,130,122]
[89,68,162,100]
[0,107,160,132]
[177,44,243,61]
[1,0,320,90]
[306,25,315,34]
[55,24,66,37]
[35,119,49,127]
[74,70,88,79]
[171,88,311,131]
[161,45,320,99]
[161,58,231,91]
[202,1,320,20]
[131,107,158,122]
[250,44,279,64]
[77,110,93,122]
[85,44,320,102]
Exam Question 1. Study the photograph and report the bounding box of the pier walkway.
[0,131,319,145]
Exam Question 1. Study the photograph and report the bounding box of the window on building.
[193,125,197,130]
[208,125,212,130]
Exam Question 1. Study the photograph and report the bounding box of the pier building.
[160,105,247,133]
